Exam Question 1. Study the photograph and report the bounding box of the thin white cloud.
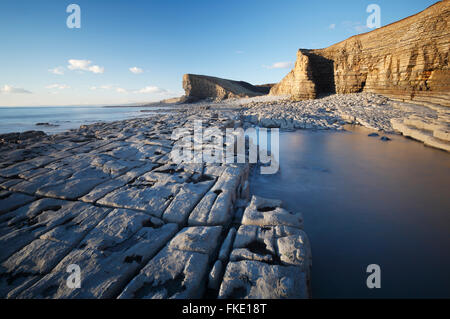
[0,84,32,94]
[235,50,244,54]
[68,59,105,74]
[90,85,114,90]
[116,87,128,93]
[49,67,65,75]
[129,67,144,74]
[135,86,167,94]
[342,21,370,33]
[329,23,336,30]
[89,84,167,95]
[46,84,70,90]
[264,61,294,69]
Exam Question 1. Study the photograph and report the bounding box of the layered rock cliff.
[270,0,450,107]
[183,74,271,101]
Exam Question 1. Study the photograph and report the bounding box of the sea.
[251,125,450,298]
[0,105,171,135]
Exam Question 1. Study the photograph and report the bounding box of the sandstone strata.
[183,74,270,101]
[270,0,450,107]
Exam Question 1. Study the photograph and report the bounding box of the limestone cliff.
[270,0,450,107]
[183,74,269,101]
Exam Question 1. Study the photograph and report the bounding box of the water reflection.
[250,126,450,298]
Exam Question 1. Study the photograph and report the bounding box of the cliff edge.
[183,74,271,101]
[270,0,450,107]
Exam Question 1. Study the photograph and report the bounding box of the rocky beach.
[1,89,448,298]
[0,0,449,300]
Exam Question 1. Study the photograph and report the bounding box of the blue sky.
[0,0,437,106]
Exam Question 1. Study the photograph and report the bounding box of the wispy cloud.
[0,84,32,94]
[135,86,167,94]
[116,87,128,93]
[90,85,114,90]
[263,61,294,69]
[89,84,166,95]
[329,23,336,30]
[235,50,244,54]
[46,84,70,90]
[342,21,370,33]
[48,67,65,75]
[68,59,105,74]
[129,66,144,74]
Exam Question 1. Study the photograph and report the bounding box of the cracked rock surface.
[0,107,312,299]
[1,90,447,299]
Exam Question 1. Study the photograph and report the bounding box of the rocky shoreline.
[0,102,311,299]
[0,92,448,299]
[218,92,450,151]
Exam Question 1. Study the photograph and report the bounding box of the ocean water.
[250,125,450,298]
[0,106,171,134]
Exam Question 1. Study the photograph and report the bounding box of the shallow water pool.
[250,125,450,298]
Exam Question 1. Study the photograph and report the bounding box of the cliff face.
[183,74,269,101]
[270,0,450,106]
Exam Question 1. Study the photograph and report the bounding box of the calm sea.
[0,106,170,134]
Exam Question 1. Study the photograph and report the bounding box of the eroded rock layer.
[183,74,270,101]
[270,0,450,107]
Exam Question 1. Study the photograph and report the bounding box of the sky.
[0,0,438,106]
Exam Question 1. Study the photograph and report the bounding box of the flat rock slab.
[218,260,308,299]
[80,163,159,203]
[162,179,215,225]
[232,225,311,271]
[35,166,112,200]
[119,226,223,299]
[0,205,111,298]
[18,209,178,298]
[216,195,312,299]
[0,191,35,214]
[97,182,180,217]
[188,165,247,226]
[241,195,303,229]
[167,226,223,259]
[0,199,103,262]
[118,248,209,299]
